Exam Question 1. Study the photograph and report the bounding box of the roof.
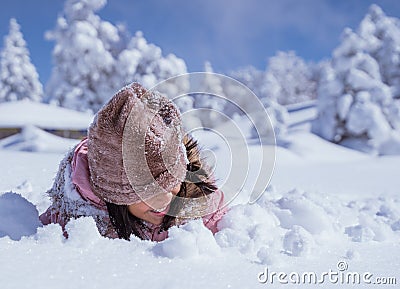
[0,100,94,130]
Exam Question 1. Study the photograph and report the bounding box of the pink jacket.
[40,139,227,241]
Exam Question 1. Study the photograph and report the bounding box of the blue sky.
[1,0,400,84]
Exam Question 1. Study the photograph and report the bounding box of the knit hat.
[87,82,188,205]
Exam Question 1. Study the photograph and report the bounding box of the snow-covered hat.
[87,82,187,205]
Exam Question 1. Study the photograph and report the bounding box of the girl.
[39,82,227,241]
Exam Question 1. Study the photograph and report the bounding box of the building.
[0,100,93,139]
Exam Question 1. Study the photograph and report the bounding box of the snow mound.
[215,199,282,262]
[64,217,102,247]
[283,225,315,257]
[344,197,400,242]
[153,219,221,259]
[0,125,78,153]
[215,186,400,264]
[272,189,334,234]
[0,192,41,240]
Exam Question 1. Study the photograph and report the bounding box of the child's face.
[127,184,181,225]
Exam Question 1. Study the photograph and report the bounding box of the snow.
[0,18,43,103]
[265,51,317,105]
[286,100,317,130]
[0,102,399,288]
[282,225,315,257]
[153,219,221,259]
[46,0,187,113]
[0,4,399,286]
[0,99,93,130]
[0,192,41,240]
[0,125,79,153]
[313,7,400,155]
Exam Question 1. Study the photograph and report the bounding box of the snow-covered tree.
[358,4,400,138]
[117,31,188,98]
[188,62,226,128]
[228,55,318,139]
[45,0,129,112]
[46,0,188,113]
[312,5,400,155]
[359,5,400,92]
[229,66,269,99]
[229,53,317,107]
[265,51,317,105]
[228,66,289,140]
[0,18,43,102]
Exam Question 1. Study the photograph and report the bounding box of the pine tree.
[266,51,317,105]
[116,31,188,98]
[0,18,43,102]
[45,0,128,112]
[228,66,289,140]
[46,0,188,112]
[359,4,400,91]
[312,5,400,154]
[186,62,226,128]
[229,66,269,100]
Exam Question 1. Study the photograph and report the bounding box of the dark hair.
[105,184,187,240]
[106,176,217,241]
[106,135,218,241]
[105,202,146,240]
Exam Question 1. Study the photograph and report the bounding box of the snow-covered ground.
[0,105,399,288]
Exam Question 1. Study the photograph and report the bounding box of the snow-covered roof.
[0,125,79,153]
[0,100,93,130]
